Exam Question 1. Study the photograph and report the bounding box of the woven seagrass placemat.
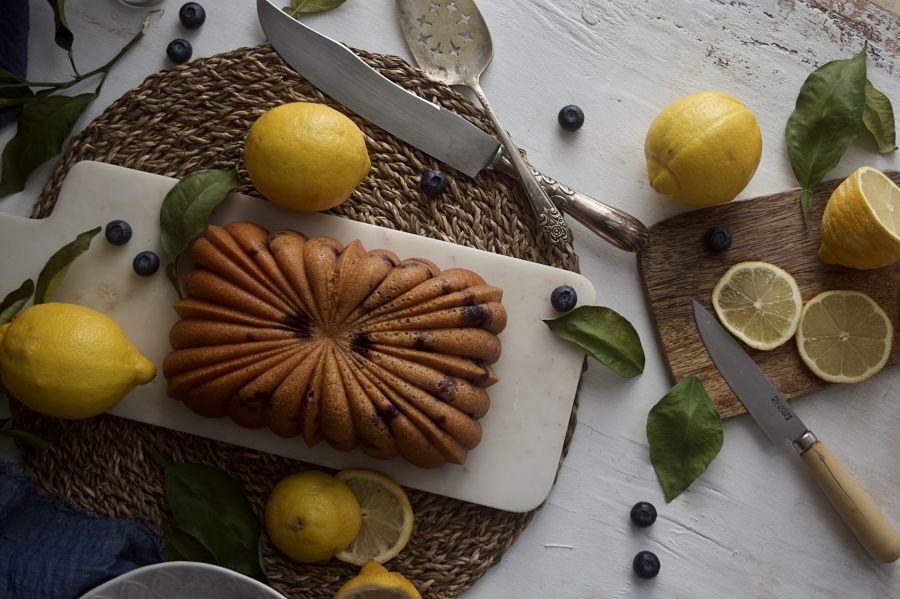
[12,44,581,598]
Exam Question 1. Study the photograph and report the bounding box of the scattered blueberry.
[104,220,133,246]
[420,170,449,196]
[630,501,657,528]
[550,285,578,312]
[704,225,732,252]
[557,104,585,131]
[179,2,206,29]
[133,251,160,277]
[166,39,192,64]
[632,550,661,579]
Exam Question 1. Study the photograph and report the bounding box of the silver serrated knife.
[256,0,648,252]
[692,300,900,562]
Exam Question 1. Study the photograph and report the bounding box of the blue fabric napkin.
[0,460,163,599]
[0,0,30,127]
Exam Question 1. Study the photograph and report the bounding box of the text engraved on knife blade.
[769,394,794,422]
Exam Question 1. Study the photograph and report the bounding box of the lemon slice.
[711,261,802,350]
[335,469,414,566]
[333,561,421,599]
[796,290,893,383]
[819,166,900,269]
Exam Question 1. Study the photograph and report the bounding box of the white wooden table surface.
[1,1,898,597]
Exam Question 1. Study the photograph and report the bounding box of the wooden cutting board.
[638,171,899,419]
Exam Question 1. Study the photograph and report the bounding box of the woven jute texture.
[13,44,581,598]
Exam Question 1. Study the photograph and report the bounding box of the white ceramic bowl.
[79,561,286,599]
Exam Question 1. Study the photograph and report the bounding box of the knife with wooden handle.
[692,300,900,562]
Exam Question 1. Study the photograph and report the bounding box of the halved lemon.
[335,469,414,566]
[819,166,900,269]
[796,290,893,383]
[711,261,802,350]
[333,561,421,599]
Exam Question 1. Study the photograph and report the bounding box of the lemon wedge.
[819,166,900,269]
[335,469,414,566]
[711,261,802,350]
[333,561,421,599]
[796,290,893,383]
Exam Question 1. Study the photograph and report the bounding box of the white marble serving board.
[0,161,595,512]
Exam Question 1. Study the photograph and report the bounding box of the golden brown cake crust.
[163,221,507,468]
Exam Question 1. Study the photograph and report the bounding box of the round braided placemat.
[13,44,580,598]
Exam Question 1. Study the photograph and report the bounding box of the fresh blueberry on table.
[104,220,132,246]
[420,170,449,196]
[166,39,193,64]
[133,251,160,276]
[557,104,585,131]
[550,285,577,312]
[630,501,657,528]
[704,225,732,252]
[632,550,660,579]
[179,2,206,29]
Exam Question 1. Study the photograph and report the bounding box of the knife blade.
[692,300,900,563]
[256,0,650,252]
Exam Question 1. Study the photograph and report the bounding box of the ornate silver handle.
[469,84,571,246]
[494,156,650,253]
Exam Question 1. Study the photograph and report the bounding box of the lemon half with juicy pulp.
[712,261,803,350]
[819,166,900,270]
[335,469,414,566]
[333,561,421,599]
[796,290,893,383]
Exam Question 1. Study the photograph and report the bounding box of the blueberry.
[557,104,585,131]
[166,39,192,64]
[630,501,657,528]
[704,226,732,252]
[133,251,160,277]
[104,220,133,246]
[420,170,449,196]
[179,2,206,29]
[550,285,577,312]
[632,550,660,579]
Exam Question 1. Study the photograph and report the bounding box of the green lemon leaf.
[0,92,95,197]
[544,306,645,378]
[0,427,50,452]
[46,0,75,53]
[33,227,101,304]
[647,376,724,503]
[799,188,815,226]
[148,446,264,580]
[159,168,240,296]
[0,68,35,110]
[862,80,897,154]
[0,279,34,324]
[785,45,867,219]
[161,524,217,563]
[284,0,349,17]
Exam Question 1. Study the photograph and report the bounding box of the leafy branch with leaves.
[0,2,155,198]
[785,43,897,224]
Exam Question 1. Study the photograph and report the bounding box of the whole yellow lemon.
[0,303,156,419]
[644,90,762,206]
[244,102,371,212]
[265,470,362,563]
[333,561,422,599]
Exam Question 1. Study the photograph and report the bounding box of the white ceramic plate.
[79,562,286,599]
